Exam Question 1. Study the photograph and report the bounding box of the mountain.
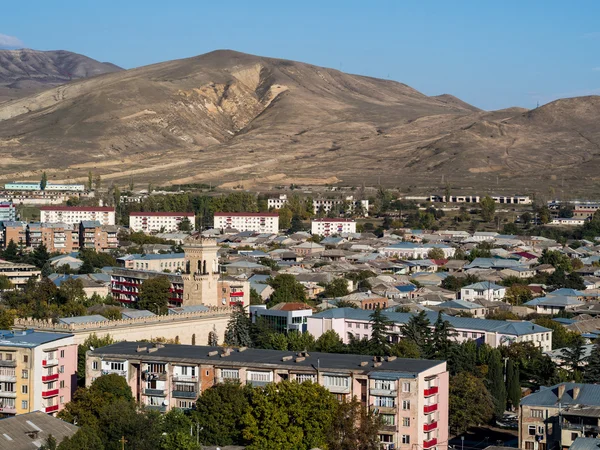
[0,49,598,195]
[0,49,123,102]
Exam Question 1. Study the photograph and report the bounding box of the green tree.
[249,288,263,305]
[224,304,252,347]
[399,311,431,355]
[278,207,293,230]
[487,349,507,419]
[286,330,315,352]
[327,397,382,450]
[57,278,87,304]
[480,195,496,222]
[368,306,392,356]
[427,247,445,260]
[315,330,345,353]
[40,172,48,191]
[534,317,579,349]
[0,308,16,328]
[430,312,455,359]
[0,275,13,291]
[506,359,521,410]
[323,278,349,298]
[390,339,422,358]
[449,372,494,435]
[87,171,93,191]
[39,434,57,450]
[102,307,122,321]
[138,276,171,314]
[58,426,104,450]
[583,342,600,383]
[2,240,18,261]
[539,249,573,272]
[505,285,533,306]
[268,274,307,305]
[159,409,201,450]
[563,334,586,376]
[178,217,192,232]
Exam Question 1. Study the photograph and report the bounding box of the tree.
[278,207,293,230]
[480,195,496,222]
[486,349,507,419]
[327,397,382,450]
[39,434,57,450]
[2,240,18,261]
[399,311,431,355]
[224,304,252,347]
[0,275,13,291]
[286,330,315,352]
[323,278,349,298]
[583,342,600,383]
[449,372,494,435]
[192,383,251,446]
[102,307,122,321]
[94,174,102,190]
[57,278,87,304]
[427,248,445,260]
[40,172,48,191]
[87,171,93,191]
[430,312,455,359]
[268,274,307,305]
[368,306,392,356]
[563,334,586,376]
[539,249,573,272]
[289,215,304,233]
[138,276,171,314]
[505,285,533,306]
[534,317,579,349]
[77,333,115,386]
[178,217,192,232]
[506,359,521,410]
[58,426,104,450]
[78,259,95,274]
[249,288,263,305]
[315,330,345,353]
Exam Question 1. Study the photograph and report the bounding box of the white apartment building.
[39,207,116,226]
[267,195,369,216]
[311,218,356,236]
[4,183,85,192]
[214,213,279,234]
[129,212,195,233]
[267,194,288,210]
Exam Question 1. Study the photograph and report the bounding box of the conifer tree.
[368,306,392,356]
[486,349,507,419]
[506,359,521,410]
[583,342,600,383]
[224,304,252,347]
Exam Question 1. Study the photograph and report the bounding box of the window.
[21,370,28,379]
[538,426,544,435]
[402,435,410,444]
[462,332,468,338]
[92,361,98,370]
[525,442,534,450]
[403,417,410,427]
[571,433,579,441]
[5,354,11,361]
[59,366,64,374]
[472,332,478,338]
[110,362,124,371]
[402,400,410,410]
[296,374,316,383]
[249,371,271,383]
[221,369,239,380]
[374,396,395,408]
[60,380,65,388]
[324,375,349,388]
[363,323,368,329]
[402,382,410,393]
[374,380,394,390]
[531,409,544,418]
[528,425,536,436]
[60,350,65,358]
[348,323,352,328]
[21,400,28,410]
[60,396,64,404]
[178,400,195,409]
[21,385,28,394]
[23,355,28,363]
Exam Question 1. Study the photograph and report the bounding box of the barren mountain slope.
[0,49,598,195]
[0,49,122,102]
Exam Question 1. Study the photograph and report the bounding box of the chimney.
[558,384,566,398]
[573,386,580,400]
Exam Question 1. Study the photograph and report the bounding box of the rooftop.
[40,206,114,212]
[0,330,73,348]
[521,383,600,407]
[130,212,194,217]
[214,212,279,217]
[0,411,78,450]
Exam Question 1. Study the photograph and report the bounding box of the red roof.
[214,212,278,217]
[40,206,114,212]
[130,212,194,217]
[513,251,537,260]
[312,218,355,223]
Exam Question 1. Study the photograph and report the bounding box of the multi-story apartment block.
[429,194,532,205]
[379,242,456,259]
[79,221,119,251]
[1,221,26,249]
[111,269,185,308]
[40,206,116,226]
[129,212,195,233]
[26,222,79,254]
[311,218,356,236]
[519,383,600,450]
[87,342,449,450]
[0,202,16,223]
[4,183,85,192]
[308,309,553,351]
[0,260,41,289]
[267,195,369,216]
[120,253,186,272]
[0,329,77,416]
[267,194,289,210]
[213,212,279,234]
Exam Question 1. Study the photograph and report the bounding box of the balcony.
[45,405,59,413]
[0,373,16,383]
[424,386,439,397]
[0,360,16,368]
[172,375,198,382]
[424,421,438,432]
[424,404,438,414]
[42,389,59,398]
[42,359,59,367]
[42,374,59,382]
[370,405,396,414]
[146,405,167,413]
[370,388,398,397]
[0,392,16,399]
[0,406,16,414]
[423,438,438,449]
[562,422,600,433]
[144,388,166,396]
[172,390,197,399]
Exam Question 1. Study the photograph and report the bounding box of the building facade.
[79,221,119,252]
[0,330,77,417]
[87,342,449,450]
[249,303,313,333]
[4,183,85,192]
[26,223,79,254]
[1,221,26,249]
[311,219,357,236]
[0,202,16,223]
[0,260,41,289]
[129,212,195,233]
[213,212,279,234]
[122,253,186,272]
[40,206,116,226]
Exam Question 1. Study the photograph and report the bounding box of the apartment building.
[4,183,85,192]
[87,342,449,450]
[214,212,279,234]
[40,206,116,226]
[429,194,532,205]
[519,383,600,450]
[379,242,456,259]
[0,260,41,289]
[0,329,77,416]
[129,212,195,233]
[26,223,79,254]
[268,195,370,216]
[111,269,185,308]
[79,221,119,251]
[120,253,186,272]
[311,218,356,236]
[308,309,553,351]
[1,221,26,249]
[0,202,16,223]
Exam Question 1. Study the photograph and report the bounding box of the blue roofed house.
[519,383,600,450]
[435,299,489,318]
[524,295,584,315]
[461,281,506,302]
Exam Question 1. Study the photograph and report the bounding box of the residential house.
[461,282,506,302]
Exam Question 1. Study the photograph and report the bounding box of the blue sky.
[1,0,599,110]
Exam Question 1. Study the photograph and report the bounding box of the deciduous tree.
[138,276,171,314]
[449,372,494,434]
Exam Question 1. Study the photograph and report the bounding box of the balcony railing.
[172,390,197,399]
[424,386,439,396]
[45,405,59,413]
[370,388,397,397]
[146,405,167,413]
[424,438,438,449]
[0,374,16,382]
[0,406,16,414]
[424,421,438,432]
[172,375,198,382]
[0,392,16,398]
[562,422,600,433]
[42,389,59,398]
[42,374,59,382]
[0,360,16,368]
[101,369,127,377]
[424,404,438,414]
[144,388,166,396]
[42,359,59,367]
